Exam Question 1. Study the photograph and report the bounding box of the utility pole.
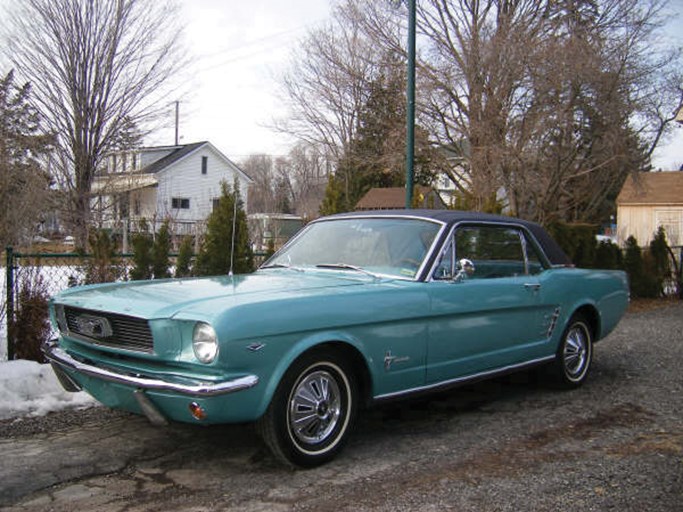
[405,0,416,209]
[174,101,180,145]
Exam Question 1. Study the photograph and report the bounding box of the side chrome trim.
[373,355,555,401]
[43,341,259,398]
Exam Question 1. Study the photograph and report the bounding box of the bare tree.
[3,0,186,249]
[278,0,681,223]
[416,0,679,223]
[274,0,402,163]
[243,144,330,219]
[242,154,277,214]
[277,142,331,219]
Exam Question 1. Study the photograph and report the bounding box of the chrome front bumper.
[42,340,259,398]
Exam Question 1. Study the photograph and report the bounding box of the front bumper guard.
[42,340,259,398]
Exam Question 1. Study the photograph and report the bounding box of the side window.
[524,235,546,275]
[454,226,526,279]
[433,238,454,280]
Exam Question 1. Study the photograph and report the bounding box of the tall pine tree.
[195,181,253,276]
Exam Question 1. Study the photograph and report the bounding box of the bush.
[623,236,660,298]
[84,230,126,284]
[594,240,623,270]
[151,219,171,279]
[175,236,194,278]
[11,267,50,362]
[130,220,153,280]
[649,226,670,291]
[546,222,598,268]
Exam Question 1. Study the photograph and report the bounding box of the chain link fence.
[2,248,268,361]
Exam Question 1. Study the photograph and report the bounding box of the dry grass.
[628,298,680,313]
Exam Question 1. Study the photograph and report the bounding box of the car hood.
[52,270,377,320]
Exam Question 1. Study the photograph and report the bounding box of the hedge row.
[548,223,681,299]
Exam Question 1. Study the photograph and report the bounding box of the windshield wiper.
[259,263,304,272]
[315,263,380,279]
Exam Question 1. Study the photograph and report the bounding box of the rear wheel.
[551,315,593,388]
[257,348,357,468]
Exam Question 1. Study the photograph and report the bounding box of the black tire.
[551,314,593,389]
[257,348,357,468]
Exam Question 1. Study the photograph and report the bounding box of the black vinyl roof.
[328,209,572,266]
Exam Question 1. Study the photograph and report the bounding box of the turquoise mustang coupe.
[44,210,629,467]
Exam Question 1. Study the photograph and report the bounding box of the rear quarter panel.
[540,267,629,342]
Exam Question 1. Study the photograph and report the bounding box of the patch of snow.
[0,360,97,420]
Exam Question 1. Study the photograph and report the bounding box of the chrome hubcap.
[289,370,341,445]
[564,325,589,379]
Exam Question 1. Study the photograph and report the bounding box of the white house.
[92,141,252,239]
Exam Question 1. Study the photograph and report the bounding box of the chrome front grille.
[62,306,154,353]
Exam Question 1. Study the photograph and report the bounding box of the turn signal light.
[189,402,207,421]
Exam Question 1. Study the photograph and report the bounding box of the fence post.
[5,246,15,360]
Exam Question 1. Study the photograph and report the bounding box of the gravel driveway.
[1,302,682,511]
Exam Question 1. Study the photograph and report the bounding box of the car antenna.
[229,189,238,278]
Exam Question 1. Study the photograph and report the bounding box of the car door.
[426,224,549,383]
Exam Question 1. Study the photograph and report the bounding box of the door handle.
[524,283,541,291]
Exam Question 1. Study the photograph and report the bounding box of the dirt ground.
[1,303,681,511]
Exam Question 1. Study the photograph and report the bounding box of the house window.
[212,198,220,210]
[172,197,190,209]
[201,156,208,175]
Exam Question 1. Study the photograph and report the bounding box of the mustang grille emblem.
[73,314,114,338]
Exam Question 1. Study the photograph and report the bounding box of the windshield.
[263,217,443,279]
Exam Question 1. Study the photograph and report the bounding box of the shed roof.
[616,172,683,206]
[355,186,444,210]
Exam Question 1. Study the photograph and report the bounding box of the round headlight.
[193,322,218,364]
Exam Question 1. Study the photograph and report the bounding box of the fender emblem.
[384,351,410,371]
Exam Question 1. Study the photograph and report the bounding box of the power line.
[192,18,327,73]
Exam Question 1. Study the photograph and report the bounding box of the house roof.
[140,141,209,174]
[355,186,444,210]
[616,172,683,206]
[676,106,683,124]
[139,141,252,183]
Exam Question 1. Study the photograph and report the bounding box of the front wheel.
[257,349,357,468]
[551,315,593,388]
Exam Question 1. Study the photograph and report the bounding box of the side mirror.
[454,258,475,281]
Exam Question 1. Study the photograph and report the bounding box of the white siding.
[154,144,250,224]
[617,205,683,247]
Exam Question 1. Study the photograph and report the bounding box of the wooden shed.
[616,172,683,247]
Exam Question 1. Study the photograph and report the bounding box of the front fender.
[251,330,373,420]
